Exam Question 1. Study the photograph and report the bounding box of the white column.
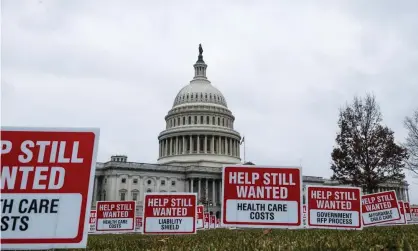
[211,136,214,154]
[218,137,221,154]
[204,136,207,153]
[182,136,186,154]
[198,178,201,200]
[212,179,215,204]
[164,139,168,156]
[171,138,174,155]
[205,179,209,201]
[229,139,232,155]
[224,137,227,155]
[175,137,178,155]
[218,180,222,204]
[191,178,194,193]
[407,188,410,202]
[189,135,193,153]
[93,176,98,203]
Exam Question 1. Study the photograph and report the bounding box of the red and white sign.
[210,215,216,228]
[222,165,302,228]
[302,205,307,227]
[135,217,143,232]
[306,186,362,230]
[411,207,418,223]
[204,213,210,229]
[96,201,136,232]
[216,218,221,228]
[89,210,97,233]
[384,201,407,225]
[0,127,100,250]
[361,191,400,226]
[196,205,204,229]
[142,193,197,234]
[404,202,412,221]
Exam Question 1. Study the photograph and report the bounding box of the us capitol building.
[92,45,410,217]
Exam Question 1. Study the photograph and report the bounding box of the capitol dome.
[173,82,228,108]
[157,44,242,167]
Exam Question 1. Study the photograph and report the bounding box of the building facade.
[92,46,410,218]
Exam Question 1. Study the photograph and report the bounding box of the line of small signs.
[88,165,417,235]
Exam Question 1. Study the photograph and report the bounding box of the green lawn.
[78,225,418,251]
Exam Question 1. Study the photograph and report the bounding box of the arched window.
[183,117,186,125]
[206,116,209,124]
[218,117,220,125]
[188,116,191,124]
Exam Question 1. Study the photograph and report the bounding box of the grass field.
[60,225,418,251]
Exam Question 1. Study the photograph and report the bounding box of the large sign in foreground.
[142,193,197,234]
[0,127,100,250]
[361,191,400,226]
[222,165,302,228]
[96,201,136,232]
[306,186,362,230]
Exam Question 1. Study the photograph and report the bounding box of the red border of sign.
[142,192,198,235]
[95,201,136,232]
[0,127,100,250]
[221,164,303,229]
[361,190,401,226]
[305,185,363,230]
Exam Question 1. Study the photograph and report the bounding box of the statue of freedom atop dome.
[199,44,203,55]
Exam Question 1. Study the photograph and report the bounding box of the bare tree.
[404,108,418,175]
[330,93,408,193]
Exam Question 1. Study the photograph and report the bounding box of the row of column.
[375,187,410,202]
[187,178,222,205]
[167,115,233,129]
[159,135,240,158]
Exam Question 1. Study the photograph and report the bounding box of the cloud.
[2,0,418,202]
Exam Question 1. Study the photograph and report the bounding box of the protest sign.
[142,192,197,234]
[404,202,412,221]
[135,217,143,232]
[89,210,97,233]
[411,207,418,223]
[361,190,400,226]
[1,127,99,250]
[383,201,407,225]
[196,205,204,229]
[216,218,221,228]
[96,201,136,232]
[204,213,210,229]
[210,215,216,228]
[306,185,362,230]
[222,165,302,228]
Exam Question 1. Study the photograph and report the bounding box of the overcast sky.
[2,0,418,202]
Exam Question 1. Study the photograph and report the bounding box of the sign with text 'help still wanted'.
[222,165,302,228]
[306,186,362,230]
[96,201,136,232]
[1,127,100,250]
[143,193,197,234]
[361,190,400,226]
